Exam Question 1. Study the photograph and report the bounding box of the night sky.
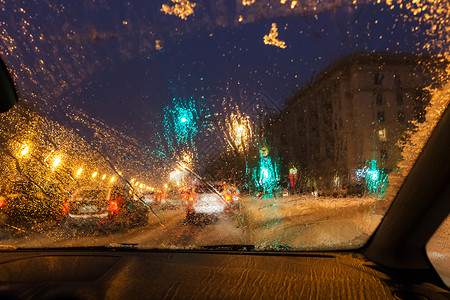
[1,1,428,125]
[83,4,425,136]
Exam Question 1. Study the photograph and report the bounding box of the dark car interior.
[1,48,449,300]
[0,57,17,114]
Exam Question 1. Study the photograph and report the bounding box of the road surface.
[1,195,385,250]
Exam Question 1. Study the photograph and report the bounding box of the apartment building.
[269,52,448,191]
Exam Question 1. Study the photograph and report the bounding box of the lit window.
[378,128,387,141]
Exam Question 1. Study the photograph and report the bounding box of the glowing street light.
[234,124,246,146]
[92,172,98,178]
[20,145,30,156]
[170,170,181,180]
[110,176,115,183]
[76,168,83,176]
[102,174,106,180]
[225,113,252,153]
[183,154,191,163]
[52,156,61,168]
[164,184,168,189]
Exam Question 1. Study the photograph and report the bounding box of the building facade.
[268,52,448,193]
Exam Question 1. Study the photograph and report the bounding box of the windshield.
[73,189,108,202]
[0,0,449,251]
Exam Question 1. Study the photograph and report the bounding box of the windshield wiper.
[109,242,139,249]
[194,244,255,251]
[12,244,142,252]
[194,244,294,252]
[261,245,295,251]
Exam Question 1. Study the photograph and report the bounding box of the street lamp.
[20,145,30,156]
[76,168,83,176]
[92,172,98,178]
[225,112,252,154]
[52,156,61,168]
[183,154,191,163]
[234,124,246,146]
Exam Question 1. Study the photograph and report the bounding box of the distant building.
[268,52,448,193]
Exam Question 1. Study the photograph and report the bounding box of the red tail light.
[62,201,70,214]
[0,197,5,208]
[108,199,119,213]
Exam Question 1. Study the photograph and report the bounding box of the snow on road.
[240,194,385,250]
[0,194,388,251]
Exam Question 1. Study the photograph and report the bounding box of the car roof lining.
[0,56,18,113]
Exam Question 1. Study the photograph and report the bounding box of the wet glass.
[0,0,449,251]
[75,190,108,202]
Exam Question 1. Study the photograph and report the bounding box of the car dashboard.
[0,249,448,300]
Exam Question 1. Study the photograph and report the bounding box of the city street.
[1,195,385,251]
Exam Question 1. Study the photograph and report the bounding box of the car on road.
[220,184,241,210]
[141,192,157,206]
[185,185,227,224]
[0,180,64,228]
[161,190,182,209]
[150,191,165,206]
[62,186,148,232]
